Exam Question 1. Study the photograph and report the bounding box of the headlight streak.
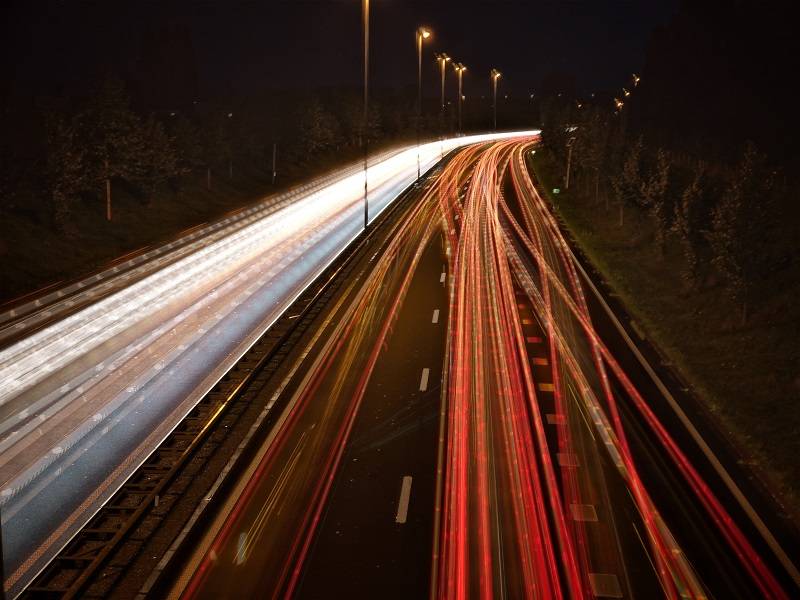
[1,131,537,597]
[178,136,791,600]
[10,131,788,598]
[0,132,533,405]
[182,168,447,600]
[437,139,576,599]
[432,137,789,600]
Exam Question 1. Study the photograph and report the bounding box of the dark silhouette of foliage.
[610,136,643,226]
[44,113,87,236]
[672,164,706,287]
[707,142,775,323]
[641,148,673,254]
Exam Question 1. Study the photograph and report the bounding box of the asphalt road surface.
[0,132,533,598]
[166,138,799,599]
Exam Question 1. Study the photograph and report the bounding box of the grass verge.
[530,149,800,517]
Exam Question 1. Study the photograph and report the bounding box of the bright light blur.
[0,129,539,492]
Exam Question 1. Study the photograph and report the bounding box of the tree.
[641,148,673,254]
[539,97,571,169]
[575,107,608,203]
[0,132,16,209]
[338,94,382,148]
[78,76,142,221]
[169,114,203,178]
[672,165,705,287]
[198,112,230,190]
[297,97,340,159]
[610,136,643,226]
[134,116,179,206]
[44,113,87,236]
[707,142,774,323]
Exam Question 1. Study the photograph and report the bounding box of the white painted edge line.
[431,309,440,324]
[419,368,430,392]
[395,476,413,524]
[566,214,800,587]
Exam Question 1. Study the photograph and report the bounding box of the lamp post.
[436,53,450,113]
[416,26,431,180]
[565,135,577,190]
[491,69,502,132]
[362,0,369,230]
[454,63,466,134]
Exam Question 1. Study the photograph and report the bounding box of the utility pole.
[416,27,431,181]
[454,63,466,135]
[490,69,502,132]
[437,53,450,112]
[565,136,576,190]
[363,0,370,230]
[436,54,450,160]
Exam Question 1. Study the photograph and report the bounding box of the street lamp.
[490,69,502,132]
[416,26,431,180]
[362,0,369,230]
[436,53,451,113]
[565,135,577,189]
[454,63,466,134]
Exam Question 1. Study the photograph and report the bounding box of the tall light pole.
[565,135,577,190]
[416,26,431,180]
[362,0,369,230]
[491,69,502,132]
[454,63,466,135]
[436,53,450,113]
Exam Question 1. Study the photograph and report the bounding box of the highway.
[0,131,532,599]
[164,138,799,599]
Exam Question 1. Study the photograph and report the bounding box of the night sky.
[4,0,677,105]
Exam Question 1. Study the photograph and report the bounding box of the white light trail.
[0,130,538,598]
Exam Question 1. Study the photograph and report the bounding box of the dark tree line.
[43,77,184,230]
[540,96,788,325]
[2,76,470,238]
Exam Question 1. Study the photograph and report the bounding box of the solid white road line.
[431,309,440,324]
[419,368,430,392]
[395,476,413,524]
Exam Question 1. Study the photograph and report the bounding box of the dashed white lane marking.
[419,368,430,392]
[439,272,446,284]
[432,309,440,324]
[546,413,566,425]
[395,476,413,524]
